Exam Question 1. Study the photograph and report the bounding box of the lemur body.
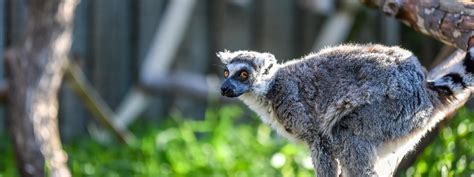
[218,44,474,177]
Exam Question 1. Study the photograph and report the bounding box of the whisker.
[212,63,226,69]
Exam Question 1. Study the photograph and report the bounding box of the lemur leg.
[310,137,339,177]
[339,137,377,177]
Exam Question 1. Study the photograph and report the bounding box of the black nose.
[221,85,235,97]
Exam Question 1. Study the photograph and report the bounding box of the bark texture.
[5,0,78,176]
[361,0,474,50]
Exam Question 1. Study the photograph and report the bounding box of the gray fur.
[218,44,473,177]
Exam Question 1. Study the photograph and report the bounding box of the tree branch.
[113,0,197,130]
[65,63,134,145]
[361,0,474,50]
[139,72,237,104]
[6,0,78,176]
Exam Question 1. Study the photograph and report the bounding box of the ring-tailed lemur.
[218,44,474,177]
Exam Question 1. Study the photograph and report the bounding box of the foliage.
[66,105,314,177]
[0,105,473,177]
[404,108,474,177]
[0,134,17,177]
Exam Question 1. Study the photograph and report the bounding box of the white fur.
[374,91,470,176]
[239,93,299,142]
[428,50,466,80]
[432,76,466,93]
[217,50,239,64]
[217,50,275,66]
[252,63,281,96]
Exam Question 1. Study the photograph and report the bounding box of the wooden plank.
[312,2,359,51]
[174,0,210,119]
[65,63,133,144]
[175,0,209,74]
[134,0,168,120]
[0,0,4,133]
[353,10,378,43]
[139,72,236,104]
[136,0,166,64]
[301,0,334,15]
[219,0,255,50]
[70,0,91,59]
[140,0,196,82]
[294,6,323,56]
[0,0,4,71]
[115,0,196,128]
[380,15,400,45]
[208,0,225,67]
[58,0,91,141]
[257,0,296,60]
[312,10,356,50]
[92,0,133,109]
[7,0,27,45]
[2,0,27,135]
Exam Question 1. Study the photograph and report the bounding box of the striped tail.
[428,48,474,103]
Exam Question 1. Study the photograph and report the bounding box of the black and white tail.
[428,48,474,103]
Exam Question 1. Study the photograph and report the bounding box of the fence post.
[257,0,296,60]
[136,0,167,120]
[174,0,210,119]
[0,0,4,133]
[59,0,91,141]
[92,0,133,109]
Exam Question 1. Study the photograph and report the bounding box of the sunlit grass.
[0,105,473,176]
[66,105,314,177]
[406,108,474,177]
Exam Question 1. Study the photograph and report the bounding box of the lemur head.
[218,50,278,97]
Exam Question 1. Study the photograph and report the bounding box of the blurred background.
[0,0,473,176]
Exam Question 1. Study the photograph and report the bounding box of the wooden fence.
[0,0,4,134]
[0,0,446,140]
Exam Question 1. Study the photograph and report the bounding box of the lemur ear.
[217,50,236,64]
[254,52,276,69]
[264,53,276,63]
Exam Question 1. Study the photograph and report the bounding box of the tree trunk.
[361,0,474,50]
[5,0,78,176]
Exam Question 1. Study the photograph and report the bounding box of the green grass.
[66,105,314,177]
[0,105,473,176]
[405,108,474,177]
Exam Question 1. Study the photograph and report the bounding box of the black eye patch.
[231,69,252,82]
[235,69,251,75]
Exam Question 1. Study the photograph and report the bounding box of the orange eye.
[224,70,229,78]
[240,71,248,80]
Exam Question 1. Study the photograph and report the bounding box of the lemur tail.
[428,48,474,103]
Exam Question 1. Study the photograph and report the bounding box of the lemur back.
[268,45,430,138]
[219,44,474,177]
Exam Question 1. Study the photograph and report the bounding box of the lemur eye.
[224,70,229,78]
[240,71,249,80]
